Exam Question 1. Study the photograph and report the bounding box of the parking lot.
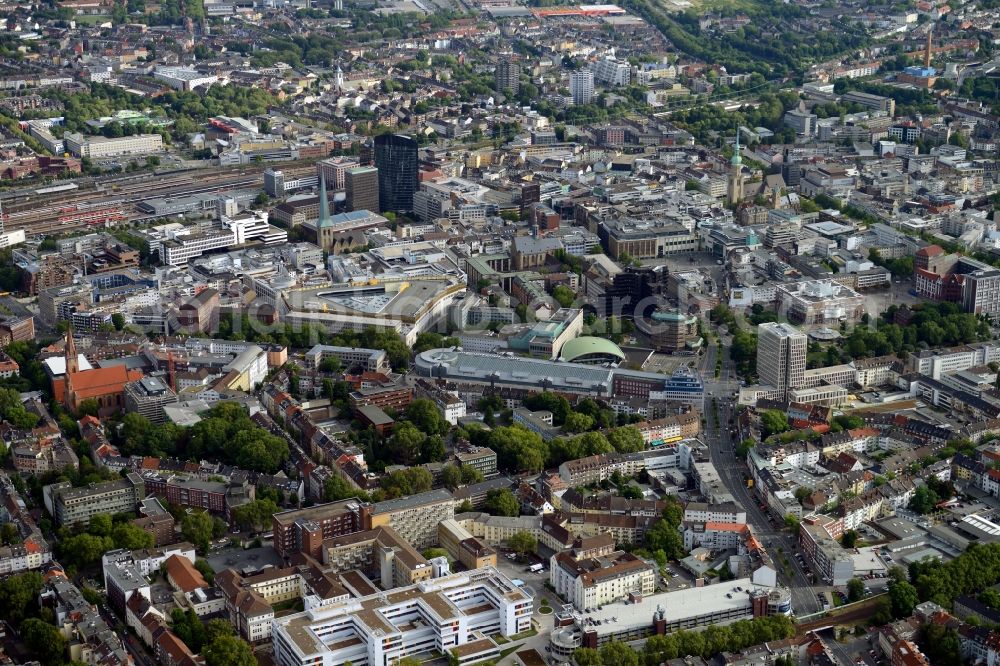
[493,551,555,610]
[642,353,693,375]
[657,563,696,592]
[205,543,282,573]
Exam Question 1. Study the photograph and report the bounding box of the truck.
[529,563,544,573]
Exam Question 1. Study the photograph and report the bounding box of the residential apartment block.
[44,472,145,527]
[550,549,656,611]
[361,489,455,551]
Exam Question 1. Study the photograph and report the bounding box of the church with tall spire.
[54,328,143,415]
[727,128,745,206]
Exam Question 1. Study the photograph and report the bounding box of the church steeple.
[318,172,331,228]
[728,127,744,205]
[65,326,78,375]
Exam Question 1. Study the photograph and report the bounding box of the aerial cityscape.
[0,0,995,664]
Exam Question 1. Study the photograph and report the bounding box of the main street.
[699,341,824,616]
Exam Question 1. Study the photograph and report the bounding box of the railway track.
[2,163,315,236]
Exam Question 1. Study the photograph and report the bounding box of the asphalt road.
[97,601,155,666]
[699,344,823,616]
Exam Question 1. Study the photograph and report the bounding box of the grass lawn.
[499,645,520,659]
[272,598,305,613]
[73,14,112,24]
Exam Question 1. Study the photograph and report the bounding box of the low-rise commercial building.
[63,132,163,159]
[548,578,791,658]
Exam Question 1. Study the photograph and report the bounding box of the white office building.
[63,132,163,159]
[272,568,532,666]
[159,211,287,266]
[757,322,807,399]
[570,70,595,105]
[592,58,631,87]
[154,66,219,91]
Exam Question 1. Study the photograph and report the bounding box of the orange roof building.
[54,329,143,415]
[163,554,207,593]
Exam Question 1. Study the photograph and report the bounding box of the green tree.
[847,577,865,603]
[386,421,425,466]
[599,641,640,666]
[404,398,449,437]
[484,488,520,517]
[483,425,548,472]
[552,284,576,308]
[522,392,570,424]
[111,313,126,331]
[58,533,114,568]
[606,426,645,453]
[420,435,446,464]
[76,398,100,418]
[619,485,643,500]
[21,618,67,666]
[980,588,1000,609]
[380,468,433,499]
[460,465,483,485]
[323,475,360,502]
[919,623,962,666]
[908,485,939,514]
[563,411,595,433]
[0,522,19,545]
[841,530,859,548]
[645,518,684,560]
[112,522,155,550]
[888,580,919,618]
[231,499,280,534]
[574,648,602,666]
[508,530,537,556]
[0,571,44,624]
[181,510,215,553]
[88,513,114,537]
[440,465,462,491]
[760,410,789,438]
[203,633,256,666]
[171,608,207,651]
[195,559,215,585]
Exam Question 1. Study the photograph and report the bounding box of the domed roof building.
[559,336,626,365]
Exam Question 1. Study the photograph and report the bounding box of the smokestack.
[925,27,932,69]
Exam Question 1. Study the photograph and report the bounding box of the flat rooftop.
[272,500,362,527]
[414,349,613,392]
[275,568,530,655]
[371,488,453,515]
[578,576,769,635]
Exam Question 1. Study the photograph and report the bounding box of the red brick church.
[52,330,144,415]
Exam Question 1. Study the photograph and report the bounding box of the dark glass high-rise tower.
[373,133,418,213]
